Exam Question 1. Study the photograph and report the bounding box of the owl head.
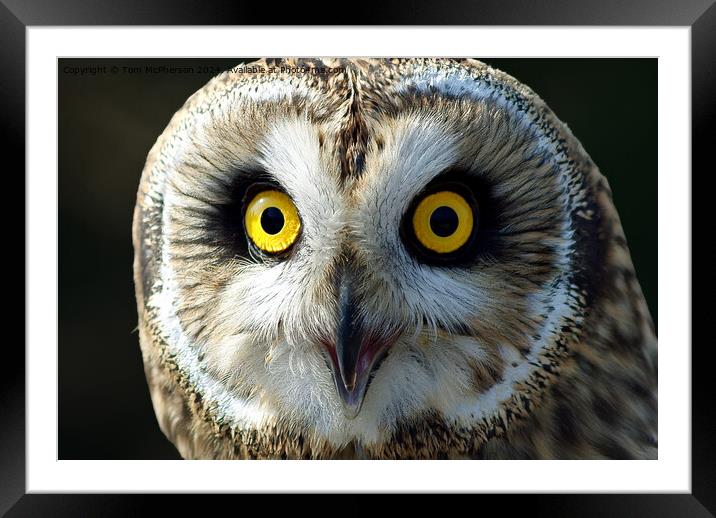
[133,58,655,459]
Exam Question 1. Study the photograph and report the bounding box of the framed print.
[5,0,710,513]
[56,55,661,463]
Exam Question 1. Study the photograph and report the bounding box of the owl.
[132,58,657,459]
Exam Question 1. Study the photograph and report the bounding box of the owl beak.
[324,268,398,419]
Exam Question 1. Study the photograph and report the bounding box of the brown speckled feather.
[133,58,656,459]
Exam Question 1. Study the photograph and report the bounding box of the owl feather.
[133,58,657,459]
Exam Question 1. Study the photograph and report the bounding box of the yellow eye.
[411,191,475,254]
[244,190,301,253]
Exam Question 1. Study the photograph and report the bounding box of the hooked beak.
[322,266,399,419]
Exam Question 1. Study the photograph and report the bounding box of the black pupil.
[260,207,284,235]
[430,206,459,237]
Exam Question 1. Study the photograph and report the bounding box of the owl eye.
[408,189,478,257]
[244,189,301,254]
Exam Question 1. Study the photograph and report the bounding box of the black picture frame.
[4,0,710,513]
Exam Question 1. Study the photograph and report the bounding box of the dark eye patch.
[181,172,285,262]
[400,170,499,266]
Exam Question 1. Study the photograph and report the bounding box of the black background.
[58,58,657,460]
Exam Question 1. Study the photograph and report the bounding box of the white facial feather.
[147,60,586,450]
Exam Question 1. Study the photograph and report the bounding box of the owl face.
[136,58,603,453]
